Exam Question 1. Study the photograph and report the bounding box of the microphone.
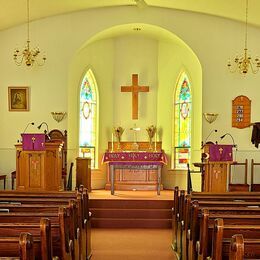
[37,122,50,140]
[220,133,237,149]
[202,129,218,148]
[23,122,35,133]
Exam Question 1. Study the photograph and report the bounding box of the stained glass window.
[174,72,192,169]
[79,69,98,169]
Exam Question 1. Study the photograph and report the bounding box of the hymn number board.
[232,95,251,128]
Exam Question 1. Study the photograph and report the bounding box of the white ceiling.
[1,0,260,31]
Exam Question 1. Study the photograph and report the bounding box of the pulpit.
[195,143,233,192]
[15,134,63,191]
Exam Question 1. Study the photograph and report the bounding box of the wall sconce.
[203,113,218,124]
[51,112,66,123]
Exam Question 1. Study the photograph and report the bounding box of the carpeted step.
[92,218,172,228]
[89,198,173,228]
[91,208,171,219]
[89,199,172,209]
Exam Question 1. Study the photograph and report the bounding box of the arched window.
[174,72,192,169]
[79,69,98,169]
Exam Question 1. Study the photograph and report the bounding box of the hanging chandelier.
[13,0,46,67]
[227,0,260,74]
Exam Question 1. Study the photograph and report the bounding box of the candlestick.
[111,133,114,151]
[155,132,157,151]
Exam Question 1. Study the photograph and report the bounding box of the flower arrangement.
[146,125,156,140]
[113,126,124,142]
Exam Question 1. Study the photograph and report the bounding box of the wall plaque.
[232,95,251,128]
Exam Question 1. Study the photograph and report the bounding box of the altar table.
[102,151,167,195]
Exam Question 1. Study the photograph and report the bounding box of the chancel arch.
[68,23,202,189]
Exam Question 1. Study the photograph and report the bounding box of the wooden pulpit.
[195,143,233,192]
[15,136,63,191]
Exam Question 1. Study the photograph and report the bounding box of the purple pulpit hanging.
[21,133,46,151]
[208,144,233,161]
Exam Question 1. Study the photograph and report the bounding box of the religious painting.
[8,86,29,111]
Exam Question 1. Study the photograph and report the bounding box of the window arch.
[79,69,98,169]
[173,72,192,169]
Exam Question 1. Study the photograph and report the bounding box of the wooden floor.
[89,189,173,201]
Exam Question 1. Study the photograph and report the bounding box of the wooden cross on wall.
[121,74,149,119]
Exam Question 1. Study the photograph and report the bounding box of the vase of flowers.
[146,125,156,151]
[114,126,124,150]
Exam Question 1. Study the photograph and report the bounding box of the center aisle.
[91,228,176,260]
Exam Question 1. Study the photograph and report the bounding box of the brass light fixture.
[51,112,66,123]
[133,0,147,9]
[227,0,260,74]
[203,113,218,124]
[13,0,46,67]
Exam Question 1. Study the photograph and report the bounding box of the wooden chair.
[48,129,67,190]
[11,171,16,190]
[228,159,249,191]
[251,159,260,191]
[0,174,6,190]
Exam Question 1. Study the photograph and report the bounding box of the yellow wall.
[1,6,260,189]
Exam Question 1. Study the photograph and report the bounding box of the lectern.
[195,143,233,192]
[15,134,63,191]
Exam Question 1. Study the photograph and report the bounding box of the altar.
[103,143,167,195]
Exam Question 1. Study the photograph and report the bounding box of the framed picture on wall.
[8,86,29,111]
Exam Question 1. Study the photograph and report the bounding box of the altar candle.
[111,133,114,151]
[155,132,157,151]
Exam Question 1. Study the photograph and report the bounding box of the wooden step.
[92,218,172,228]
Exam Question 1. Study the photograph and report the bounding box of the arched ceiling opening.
[1,0,259,31]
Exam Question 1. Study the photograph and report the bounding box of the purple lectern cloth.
[208,144,233,161]
[102,151,167,165]
[21,133,46,151]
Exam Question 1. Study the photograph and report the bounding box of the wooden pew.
[0,188,91,259]
[172,188,260,259]
[229,234,244,260]
[189,202,260,260]
[0,205,73,259]
[212,218,260,260]
[0,232,35,260]
[0,218,51,259]
[198,209,260,259]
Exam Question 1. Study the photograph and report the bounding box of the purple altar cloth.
[21,133,46,151]
[208,144,233,161]
[102,151,167,165]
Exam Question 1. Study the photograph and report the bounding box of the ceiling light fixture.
[13,0,46,67]
[133,0,148,9]
[227,0,260,74]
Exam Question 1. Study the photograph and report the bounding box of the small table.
[103,151,167,195]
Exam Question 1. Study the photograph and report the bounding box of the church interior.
[1,0,260,259]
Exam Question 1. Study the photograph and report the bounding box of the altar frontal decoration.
[103,151,167,165]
